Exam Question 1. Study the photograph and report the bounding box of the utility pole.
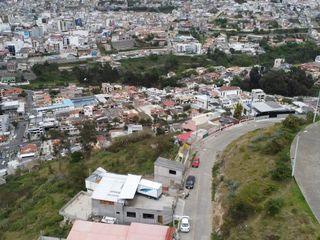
[313,90,320,123]
[292,135,300,177]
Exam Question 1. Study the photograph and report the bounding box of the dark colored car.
[185,175,196,189]
[191,157,200,168]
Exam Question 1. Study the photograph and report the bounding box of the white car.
[101,216,117,224]
[180,217,190,233]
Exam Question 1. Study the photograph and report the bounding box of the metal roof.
[252,101,286,113]
[92,173,141,202]
[119,174,141,199]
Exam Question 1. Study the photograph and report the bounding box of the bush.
[229,198,255,223]
[108,131,153,152]
[265,130,292,154]
[271,163,291,181]
[265,198,284,216]
[212,232,224,240]
[70,151,84,163]
[282,115,305,131]
[228,182,266,223]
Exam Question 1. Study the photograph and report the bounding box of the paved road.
[180,119,281,240]
[0,88,33,169]
[291,122,320,222]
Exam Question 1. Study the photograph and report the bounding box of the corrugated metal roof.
[119,174,141,200]
[91,173,141,202]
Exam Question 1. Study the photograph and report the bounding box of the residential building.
[0,114,9,134]
[61,168,176,225]
[154,157,185,186]
[217,86,242,98]
[66,220,176,240]
[251,89,266,102]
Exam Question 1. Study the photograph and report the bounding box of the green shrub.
[282,115,305,131]
[265,198,284,216]
[277,148,290,163]
[70,151,84,163]
[229,198,255,223]
[212,232,224,240]
[229,182,266,223]
[271,163,291,181]
[265,130,292,155]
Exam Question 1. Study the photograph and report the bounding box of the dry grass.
[214,126,320,240]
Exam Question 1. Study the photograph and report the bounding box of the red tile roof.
[67,220,175,240]
[20,144,38,154]
[219,86,241,92]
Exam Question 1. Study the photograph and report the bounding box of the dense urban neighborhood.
[0,0,320,239]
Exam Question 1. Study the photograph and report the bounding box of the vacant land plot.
[212,120,320,240]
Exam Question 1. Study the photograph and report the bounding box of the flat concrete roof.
[128,194,175,211]
[59,191,92,221]
[155,157,184,172]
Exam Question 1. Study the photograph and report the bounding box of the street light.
[313,90,320,123]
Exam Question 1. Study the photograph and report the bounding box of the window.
[143,213,154,219]
[126,212,136,218]
[99,200,114,205]
[116,212,120,214]
[169,169,176,175]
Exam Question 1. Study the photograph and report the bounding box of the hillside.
[212,116,320,240]
[0,132,178,240]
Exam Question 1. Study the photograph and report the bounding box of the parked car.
[185,175,196,189]
[101,216,117,224]
[180,216,190,233]
[191,157,200,168]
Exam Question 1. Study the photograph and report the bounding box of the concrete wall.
[92,199,116,217]
[154,165,183,186]
[92,200,173,225]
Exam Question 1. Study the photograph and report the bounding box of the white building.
[274,58,285,68]
[127,124,143,134]
[175,42,202,55]
[0,114,9,134]
[217,86,242,98]
[194,95,210,109]
[251,89,266,102]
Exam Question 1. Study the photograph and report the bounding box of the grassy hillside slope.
[0,133,178,240]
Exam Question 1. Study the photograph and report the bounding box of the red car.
[191,157,200,168]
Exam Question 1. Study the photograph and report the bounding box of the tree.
[249,67,261,89]
[79,120,97,156]
[230,76,243,87]
[18,90,27,98]
[164,55,178,72]
[70,151,84,163]
[233,103,243,120]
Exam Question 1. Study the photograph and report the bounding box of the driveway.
[291,122,320,222]
[179,119,280,240]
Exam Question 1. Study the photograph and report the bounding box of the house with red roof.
[162,100,175,109]
[67,220,176,240]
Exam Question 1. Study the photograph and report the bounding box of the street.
[291,121,320,222]
[180,119,281,240]
[0,88,33,170]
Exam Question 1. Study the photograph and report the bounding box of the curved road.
[180,119,281,240]
[291,122,320,222]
